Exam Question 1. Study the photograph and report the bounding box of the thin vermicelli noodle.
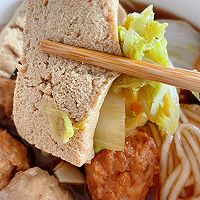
[168,124,191,200]
[180,110,189,123]
[182,108,200,124]
[184,175,194,187]
[160,135,173,185]
[148,122,162,147]
[158,108,200,200]
[182,137,200,195]
[160,164,182,200]
[172,141,179,168]
[168,147,174,175]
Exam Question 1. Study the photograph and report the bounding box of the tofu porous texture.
[14,0,122,166]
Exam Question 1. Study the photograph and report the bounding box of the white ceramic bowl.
[134,0,200,29]
[0,0,200,29]
[0,0,21,26]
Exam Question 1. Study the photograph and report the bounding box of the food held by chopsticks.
[14,0,123,167]
[39,5,181,137]
[40,39,200,93]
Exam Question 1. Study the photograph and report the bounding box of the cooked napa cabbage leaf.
[114,5,180,135]
[94,94,126,151]
[138,83,179,134]
[126,112,148,136]
[112,75,179,135]
[119,5,170,67]
[41,103,75,143]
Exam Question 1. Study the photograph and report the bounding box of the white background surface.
[0,0,200,28]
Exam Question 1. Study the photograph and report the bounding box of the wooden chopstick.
[40,40,200,93]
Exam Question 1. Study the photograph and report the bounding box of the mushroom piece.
[53,161,85,185]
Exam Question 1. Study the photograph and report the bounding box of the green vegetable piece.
[114,5,180,135]
[94,146,104,154]
[41,103,75,143]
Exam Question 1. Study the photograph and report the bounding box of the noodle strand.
[168,124,191,200]
[160,135,173,184]
[159,108,200,199]
[160,164,182,200]
[182,137,200,195]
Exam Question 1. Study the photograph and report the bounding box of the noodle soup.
[0,1,200,200]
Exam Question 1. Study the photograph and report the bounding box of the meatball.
[0,167,74,200]
[86,132,159,200]
[0,129,29,190]
[0,77,15,119]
